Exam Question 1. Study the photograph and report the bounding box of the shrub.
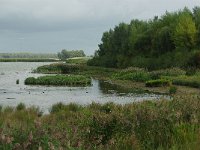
[169,86,177,94]
[66,57,91,64]
[24,77,36,85]
[50,103,81,114]
[187,51,200,68]
[16,103,26,111]
[50,102,66,113]
[145,79,171,87]
[172,76,200,88]
[16,79,19,84]
[112,68,151,82]
[149,68,186,79]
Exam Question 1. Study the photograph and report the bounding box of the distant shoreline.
[0,58,60,62]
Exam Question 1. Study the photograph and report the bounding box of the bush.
[50,102,66,113]
[172,76,200,88]
[50,103,81,114]
[169,86,177,94]
[16,103,26,111]
[16,79,19,84]
[145,79,171,87]
[112,68,151,82]
[149,68,186,79]
[187,51,200,68]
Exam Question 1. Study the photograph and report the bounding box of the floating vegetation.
[25,75,91,86]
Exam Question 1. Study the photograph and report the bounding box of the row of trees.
[0,53,58,59]
[88,7,200,70]
[58,49,86,60]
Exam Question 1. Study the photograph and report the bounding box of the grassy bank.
[66,57,91,65]
[34,63,86,74]
[25,75,91,86]
[0,95,200,149]
[0,58,60,62]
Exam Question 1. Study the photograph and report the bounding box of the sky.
[0,0,199,55]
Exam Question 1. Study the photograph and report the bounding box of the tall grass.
[34,63,85,74]
[0,96,200,149]
[25,75,91,86]
[66,57,91,64]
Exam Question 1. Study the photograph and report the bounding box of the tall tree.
[193,6,200,47]
[173,11,197,50]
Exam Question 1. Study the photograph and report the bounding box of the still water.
[0,62,163,113]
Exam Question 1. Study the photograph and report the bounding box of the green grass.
[34,63,86,74]
[24,75,91,86]
[0,58,60,62]
[171,75,200,88]
[66,57,91,64]
[145,79,171,87]
[111,67,186,82]
[112,67,151,82]
[0,95,200,149]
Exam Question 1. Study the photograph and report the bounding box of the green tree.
[174,12,197,50]
[193,6,200,47]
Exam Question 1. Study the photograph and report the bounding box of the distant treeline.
[88,6,200,70]
[58,49,86,60]
[0,53,58,59]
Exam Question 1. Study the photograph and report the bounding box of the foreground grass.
[25,75,91,86]
[0,96,200,149]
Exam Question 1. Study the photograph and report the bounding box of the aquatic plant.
[16,79,19,85]
[34,63,85,74]
[25,75,91,86]
[145,79,171,87]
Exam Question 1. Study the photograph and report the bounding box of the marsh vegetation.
[0,95,200,149]
[1,6,200,150]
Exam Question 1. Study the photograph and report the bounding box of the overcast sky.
[0,0,199,55]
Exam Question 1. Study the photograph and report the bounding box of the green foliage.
[1,96,200,149]
[24,75,91,86]
[169,86,177,94]
[172,76,200,88]
[112,67,185,82]
[149,68,186,79]
[58,49,86,60]
[16,103,26,111]
[193,6,200,47]
[66,57,91,65]
[50,102,81,114]
[187,51,200,68]
[16,79,19,85]
[112,67,151,82]
[174,11,197,50]
[35,63,85,74]
[145,79,171,87]
[88,7,200,70]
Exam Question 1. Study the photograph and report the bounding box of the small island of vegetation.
[25,75,91,86]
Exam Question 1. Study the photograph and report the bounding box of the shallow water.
[0,62,165,113]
